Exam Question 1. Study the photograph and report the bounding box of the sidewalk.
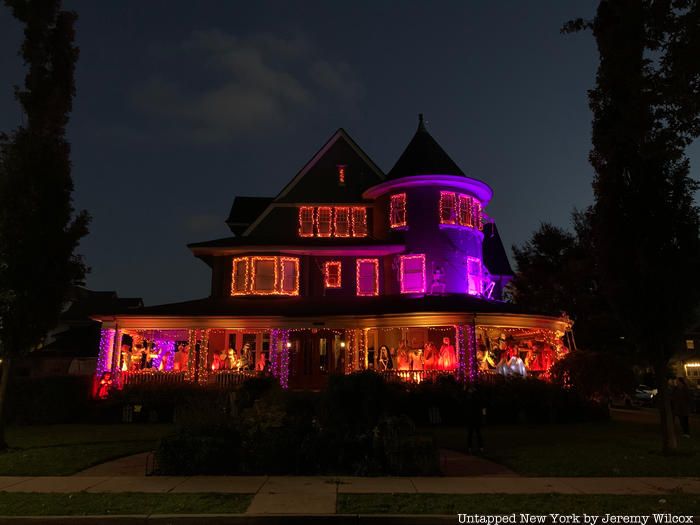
[1,475,700,515]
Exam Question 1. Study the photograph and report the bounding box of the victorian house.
[93,116,572,394]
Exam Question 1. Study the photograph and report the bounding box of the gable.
[243,129,384,237]
[275,129,384,204]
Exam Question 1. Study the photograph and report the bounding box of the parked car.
[634,384,658,406]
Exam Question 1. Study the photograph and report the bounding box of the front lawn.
[0,493,251,516]
[338,494,700,515]
[0,424,174,476]
[432,410,699,476]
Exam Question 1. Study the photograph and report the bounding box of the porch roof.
[91,293,559,320]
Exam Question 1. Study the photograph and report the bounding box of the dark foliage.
[6,375,92,424]
[0,0,89,448]
[153,374,604,475]
[567,0,700,452]
[510,210,626,354]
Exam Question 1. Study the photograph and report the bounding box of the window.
[298,207,314,237]
[280,257,299,294]
[252,257,277,293]
[337,165,346,185]
[439,191,457,224]
[351,207,368,237]
[400,254,426,294]
[324,261,342,288]
[232,257,249,295]
[356,258,379,296]
[466,256,482,296]
[471,200,482,230]
[316,207,333,237]
[230,256,300,296]
[334,207,350,237]
[458,194,472,227]
[297,206,368,237]
[390,193,407,228]
[439,192,482,230]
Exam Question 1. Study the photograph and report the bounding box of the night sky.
[1,1,698,305]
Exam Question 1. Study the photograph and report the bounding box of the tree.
[511,209,624,354]
[565,0,700,453]
[0,0,89,449]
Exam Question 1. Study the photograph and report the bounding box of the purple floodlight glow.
[466,324,477,382]
[280,329,289,389]
[362,174,493,205]
[97,328,116,377]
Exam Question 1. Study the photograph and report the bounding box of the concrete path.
[439,449,517,477]
[74,452,151,477]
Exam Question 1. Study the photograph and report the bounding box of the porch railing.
[209,370,259,388]
[120,370,187,386]
[379,370,458,383]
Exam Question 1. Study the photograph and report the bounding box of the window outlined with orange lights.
[232,257,250,295]
[334,207,350,237]
[458,194,472,227]
[297,206,368,237]
[440,192,482,231]
[399,254,426,294]
[231,256,300,296]
[390,193,407,229]
[323,261,342,288]
[337,165,346,186]
[439,191,457,224]
[298,206,314,237]
[351,207,368,237]
[356,258,379,296]
[316,207,333,237]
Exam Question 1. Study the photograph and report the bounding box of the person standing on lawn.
[465,383,485,454]
[672,377,691,438]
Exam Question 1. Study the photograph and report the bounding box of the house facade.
[93,116,572,394]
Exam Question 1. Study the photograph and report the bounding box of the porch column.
[279,329,289,389]
[358,329,367,371]
[345,329,356,374]
[96,328,116,379]
[466,322,478,382]
[269,329,279,379]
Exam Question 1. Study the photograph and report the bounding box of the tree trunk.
[0,356,12,451]
[654,362,677,454]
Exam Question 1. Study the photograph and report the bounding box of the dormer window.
[399,254,426,294]
[390,193,407,229]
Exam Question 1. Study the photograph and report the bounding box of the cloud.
[132,30,363,143]
[182,213,223,234]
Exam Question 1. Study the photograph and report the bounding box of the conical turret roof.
[386,114,466,180]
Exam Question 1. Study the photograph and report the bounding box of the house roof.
[483,222,514,277]
[92,293,555,319]
[386,115,466,181]
[226,196,274,236]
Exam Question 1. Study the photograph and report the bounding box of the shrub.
[8,376,93,424]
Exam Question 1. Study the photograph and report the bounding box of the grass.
[0,493,251,516]
[338,493,700,515]
[0,424,174,476]
[431,410,700,477]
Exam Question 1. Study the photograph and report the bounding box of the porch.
[94,316,572,396]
